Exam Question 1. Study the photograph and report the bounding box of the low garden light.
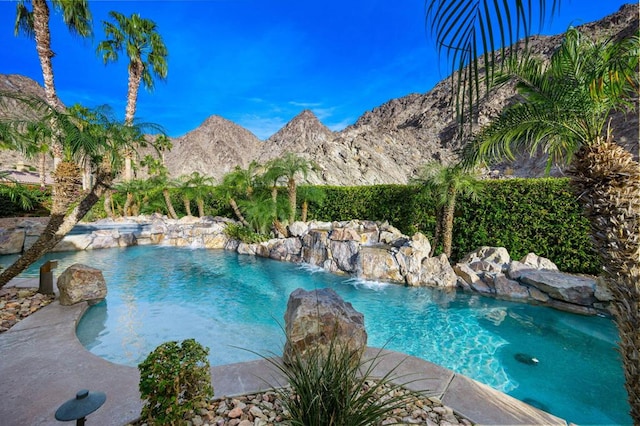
[55,389,106,425]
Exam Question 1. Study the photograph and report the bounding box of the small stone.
[228,406,243,418]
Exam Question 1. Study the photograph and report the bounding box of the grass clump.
[138,339,213,425]
[264,337,418,426]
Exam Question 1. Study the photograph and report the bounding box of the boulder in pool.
[57,263,107,306]
[283,288,367,365]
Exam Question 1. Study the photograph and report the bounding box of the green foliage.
[262,334,418,426]
[138,339,213,426]
[223,223,270,244]
[452,178,600,274]
[0,182,50,217]
[299,180,599,274]
[307,184,434,235]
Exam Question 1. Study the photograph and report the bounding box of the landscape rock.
[282,288,367,365]
[301,230,329,266]
[417,254,457,288]
[519,270,596,306]
[356,246,403,282]
[56,264,107,306]
[329,240,359,273]
[288,221,308,237]
[489,273,530,300]
[461,247,511,272]
[519,253,558,270]
[0,229,25,255]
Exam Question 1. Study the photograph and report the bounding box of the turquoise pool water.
[3,246,630,425]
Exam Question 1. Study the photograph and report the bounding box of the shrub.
[262,335,418,426]
[138,339,213,425]
[224,222,270,243]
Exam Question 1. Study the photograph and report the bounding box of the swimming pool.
[4,245,630,425]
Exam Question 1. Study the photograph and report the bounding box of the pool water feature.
[5,246,630,425]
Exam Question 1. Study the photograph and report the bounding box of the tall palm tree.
[465,28,639,421]
[415,162,482,258]
[425,0,561,134]
[97,11,168,181]
[14,0,92,169]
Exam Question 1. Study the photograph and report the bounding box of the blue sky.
[0,0,631,140]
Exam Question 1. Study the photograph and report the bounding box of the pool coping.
[0,278,567,426]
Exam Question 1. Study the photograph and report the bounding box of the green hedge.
[305,179,599,275]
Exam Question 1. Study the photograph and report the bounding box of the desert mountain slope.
[1,4,637,184]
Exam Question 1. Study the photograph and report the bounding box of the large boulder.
[416,254,457,288]
[355,246,403,282]
[301,230,329,267]
[57,264,107,306]
[282,288,367,365]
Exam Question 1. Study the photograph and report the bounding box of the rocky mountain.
[162,2,637,184]
[1,3,637,185]
[162,115,261,181]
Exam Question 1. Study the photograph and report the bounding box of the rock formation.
[0,215,612,314]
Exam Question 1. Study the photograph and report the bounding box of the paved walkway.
[0,278,566,426]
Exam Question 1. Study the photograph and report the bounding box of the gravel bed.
[133,385,473,426]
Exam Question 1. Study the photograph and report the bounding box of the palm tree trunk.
[570,138,640,422]
[229,198,250,227]
[301,200,309,222]
[162,188,178,219]
[442,189,456,258]
[123,191,134,216]
[123,61,143,181]
[104,190,114,218]
[430,206,443,257]
[182,195,192,216]
[32,0,62,170]
[0,164,114,288]
[288,178,296,223]
[196,198,205,218]
[38,151,46,190]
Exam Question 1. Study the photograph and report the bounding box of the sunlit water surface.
[3,246,630,425]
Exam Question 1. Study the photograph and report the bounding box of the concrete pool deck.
[0,277,567,425]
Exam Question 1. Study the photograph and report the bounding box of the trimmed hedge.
[305,179,599,275]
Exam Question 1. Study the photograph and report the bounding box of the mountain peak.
[257,110,335,162]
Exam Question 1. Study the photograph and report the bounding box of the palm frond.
[425,0,561,132]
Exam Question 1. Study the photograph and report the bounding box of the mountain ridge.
[1,3,637,184]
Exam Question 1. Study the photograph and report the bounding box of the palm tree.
[415,162,482,258]
[465,28,639,421]
[97,11,168,181]
[297,185,326,222]
[0,99,142,288]
[425,0,560,134]
[140,155,178,219]
[14,0,92,169]
[182,172,214,218]
[268,153,312,223]
[217,163,260,228]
